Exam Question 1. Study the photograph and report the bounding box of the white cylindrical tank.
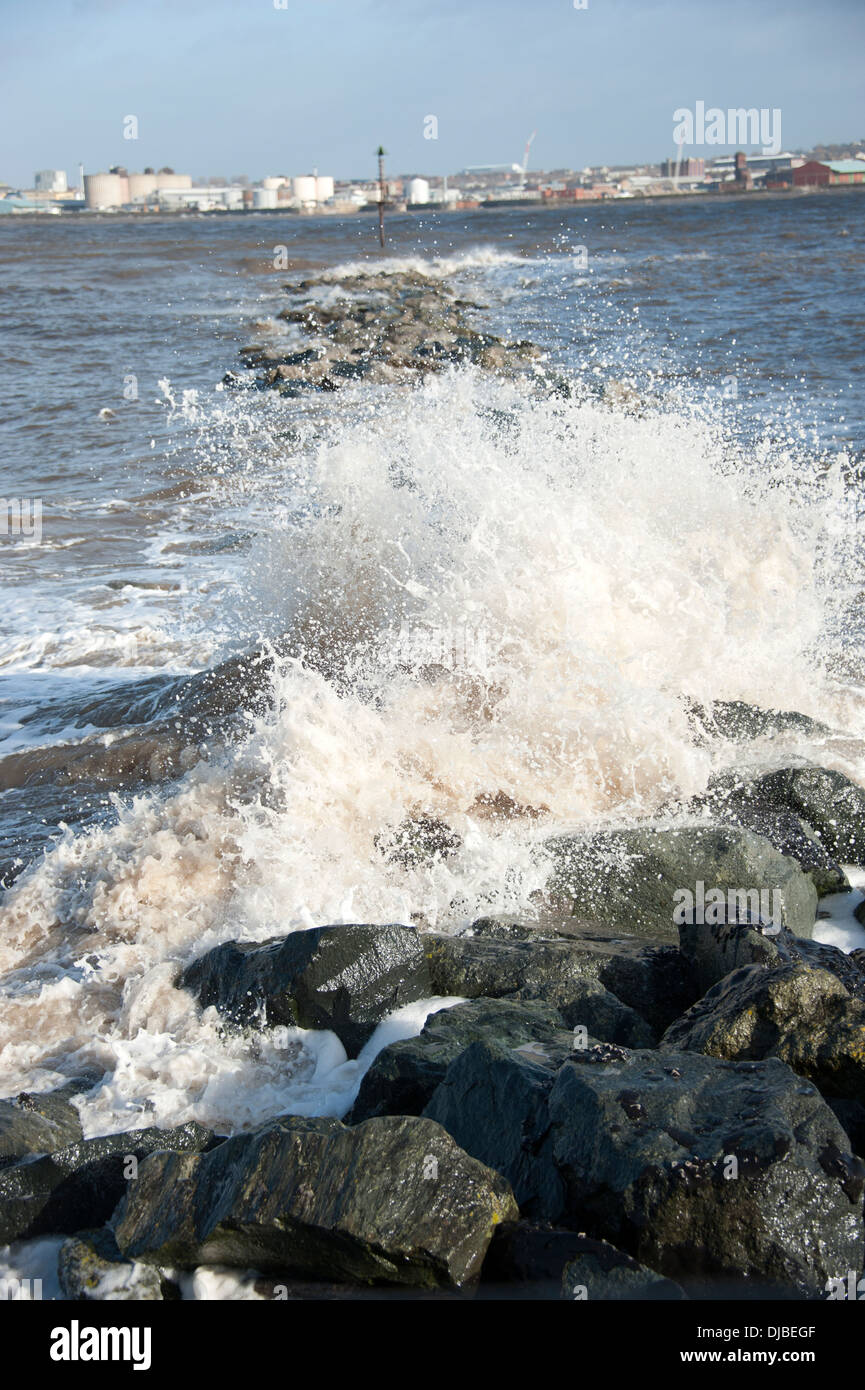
[127,173,157,202]
[262,176,285,191]
[292,175,317,203]
[407,178,430,205]
[84,173,124,209]
[155,173,192,191]
[253,187,278,209]
[315,176,334,202]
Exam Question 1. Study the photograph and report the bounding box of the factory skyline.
[4,132,865,218]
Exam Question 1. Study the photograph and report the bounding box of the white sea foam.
[1,357,863,1135]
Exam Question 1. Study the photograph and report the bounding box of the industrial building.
[788,158,865,187]
[34,170,67,193]
[83,168,192,209]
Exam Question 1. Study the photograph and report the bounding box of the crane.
[519,131,537,188]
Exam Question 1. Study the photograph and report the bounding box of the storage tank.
[315,176,334,203]
[292,175,317,203]
[407,178,430,205]
[84,173,125,210]
[127,173,158,202]
[262,176,285,191]
[253,187,278,209]
[155,173,192,191]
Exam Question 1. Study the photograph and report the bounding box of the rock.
[178,923,431,1057]
[545,824,817,941]
[678,917,790,996]
[0,1080,88,1168]
[480,1221,685,1301]
[0,1121,216,1244]
[250,269,541,396]
[348,998,572,1123]
[58,1228,169,1301]
[560,1248,687,1301]
[661,963,865,1103]
[677,912,865,1002]
[595,942,700,1035]
[113,1114,517,1289]
[526,977,655,1047]
[793,937,865,1003]
[424,1042,566,1218]
[690,769,851,895]
[755,767,865,866]
[375,816,462,868]
[424,1040,864,1296]
[424,927,694,1036]
[685,699,829,745]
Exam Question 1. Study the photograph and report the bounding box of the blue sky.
[2,0,863,185]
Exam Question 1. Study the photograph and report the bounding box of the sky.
[1,0,863,187]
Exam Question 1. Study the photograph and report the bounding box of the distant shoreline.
[3,180,864,223]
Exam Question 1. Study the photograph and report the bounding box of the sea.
[1,192,864,1292]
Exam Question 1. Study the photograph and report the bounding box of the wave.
[1,261,864,1135]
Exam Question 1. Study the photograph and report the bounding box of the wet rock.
[522,976,656,1048]
[0,1079,93,1168]
[0,1121,216,1244]
[689,770,851,896]
[178,923,431,1057]
[113,1114,517,1290]
[595,941,700,1035]
[678,917,789,996]
[348,997,572,1122]
[679,912,865,1002]
[661,963,865,1103]
[545,824,817,942]
[755,767,865,866]
[247,268,543,395]
[480,1221,685,1301]
[424,1040,864,1296]
[58,1228,170,1302]
[560,1246,687,1301]
[376,816,462,868]
[424,927,698,1036]
[685,699,829,745]
[425,1041,565,1218]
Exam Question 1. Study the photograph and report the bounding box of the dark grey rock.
[348,997,572,1123]
[561,1249,687,1301]
[480,1221,685,1301]
[424,927,695,1036]
[112,1114,517,1289]
[424,1040,864,1296]
[0,1121,216,1244]
[754,767,865,866]
[376,816,461,867]
[688,769,851,895]
[178,923,431,1057]
[661,963,865,1103]
[516,976,655,1047]
[677,912,865,1002]
[0,1081,87,1168]
[678,917,791,996]
[686,699,829,745]
[545,825,817,942]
